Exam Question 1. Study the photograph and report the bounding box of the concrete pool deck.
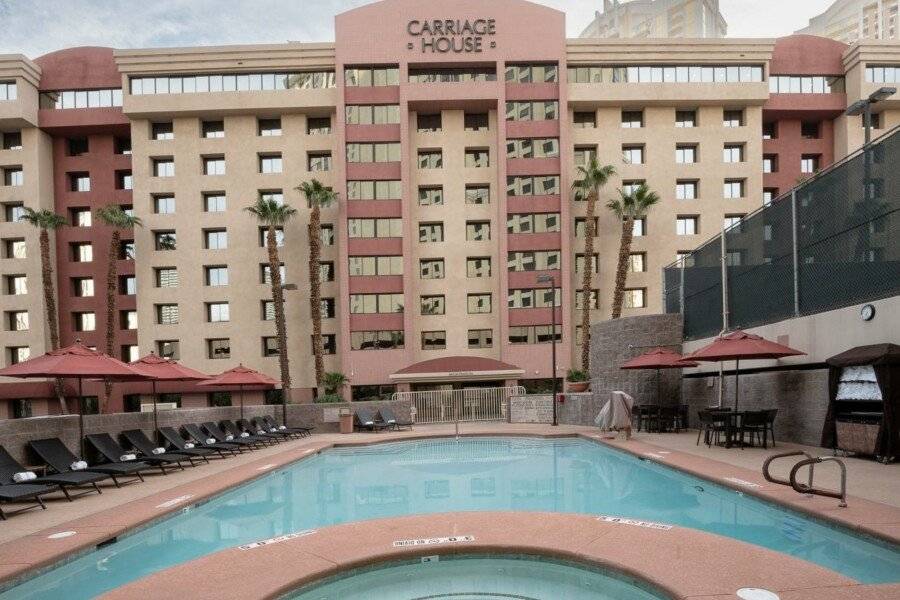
[0,423,897,598]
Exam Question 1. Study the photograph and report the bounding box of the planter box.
[566,382,589,393]
[836,420,879,456]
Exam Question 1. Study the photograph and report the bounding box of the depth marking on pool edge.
[725,477,762,488]
[597,516,673,531]
[239,530,317,550]
[257,463,277,471]
[393,535,475,547]
[155,494,194,509]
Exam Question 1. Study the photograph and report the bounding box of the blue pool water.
[285,555,666,599]
[3,437,899,599]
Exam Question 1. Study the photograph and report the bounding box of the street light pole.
[537,273,558,426]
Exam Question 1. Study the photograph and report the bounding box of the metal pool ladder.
[762,451,848,508]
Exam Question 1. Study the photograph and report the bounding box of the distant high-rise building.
[797,0,899,44]
[579,0,726,38]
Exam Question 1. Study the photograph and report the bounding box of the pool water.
[3,438,899,599]
[285,555,667,600]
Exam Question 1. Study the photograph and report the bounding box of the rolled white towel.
[119,454,137,462]
[70,460,88,471]
[364,420,374,426]
[257,430,266,435]
[205,438,216,445]
[387,419,396,424]
[240,432,250,438]
[278,425,286,430]
[184,443,195,449]
[13,471,37,483]
[224,434,234,441]
[269,427,277,433]
[151,447,166,455]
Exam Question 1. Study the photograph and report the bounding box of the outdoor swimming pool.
[3,437,899,599]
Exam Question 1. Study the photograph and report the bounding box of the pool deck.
[0,423,897,599]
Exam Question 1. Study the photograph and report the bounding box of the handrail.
[789,457,848,508]
[762,450,814,492]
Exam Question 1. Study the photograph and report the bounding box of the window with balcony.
[1,131,21,150]
[152,122,174,140]
[464,112,489,131]
[676,110,696,127]
[417,113,442,132]
[723,109,744,127]
[258,118,282,136]
[572,111,596,128]
[306,117,330,135]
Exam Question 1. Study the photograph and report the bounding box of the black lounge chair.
[182,424,245,454]
[355,407,390,432]
[220,420,272,448]
[201,422,257,450]
[0,471,56,520]
[0,446,104,502]
[257,415,313,438]
[157,427,227,459]
[238,418,287,441]
[29,438,148,487]
[86,433,178,474]
[121,430,204,466]
[378,407,413,431]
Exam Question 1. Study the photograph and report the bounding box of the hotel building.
[579,0,727,39]
[0,0,898,416]
[797,0,899,44]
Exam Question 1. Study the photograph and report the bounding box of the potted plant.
[318,371,349,402]
[566,369,590,393]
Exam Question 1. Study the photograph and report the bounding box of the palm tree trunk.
[611,218,635,319]
[580,189,597,371]
[102,230,119,413]
[307,204,324,389]
[267,225,292,401]
[38,229,68,414]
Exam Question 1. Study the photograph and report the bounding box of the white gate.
[392,386,525,424]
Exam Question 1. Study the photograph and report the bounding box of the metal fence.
[664,125,900,340]
[392,386,526,424]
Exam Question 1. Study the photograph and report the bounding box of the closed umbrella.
[130,353,210,440]
[681,330,805,410]
[197,364,278,420]
[620,347,699,405]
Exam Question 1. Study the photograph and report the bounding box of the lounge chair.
[121,430,204,466]
[0,446,105,502]
[220,420,272,448]
[259,414,313,438]
[378,407,413,431]
[158,427,228,459]
[182,424,245,454]
[86,433,179,474]
[201,422,259,451]
[355,407,390,432]
[29,438,149,487]
[238,418,288,441]
[0,475,56,520]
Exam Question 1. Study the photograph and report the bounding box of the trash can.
[339,408,353,434]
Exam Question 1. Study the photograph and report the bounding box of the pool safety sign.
[393,535,475,547]
[597,516,673,531]
[239,529,316,550]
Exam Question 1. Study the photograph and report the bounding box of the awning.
[390,356,524,384]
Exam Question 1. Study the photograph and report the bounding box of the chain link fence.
[665,125,900,340]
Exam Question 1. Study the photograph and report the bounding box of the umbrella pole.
[78,378,84,458]
[240,385,244,420]
[152,380,159,444]
[734,359,740,411]
[656,368,661,405]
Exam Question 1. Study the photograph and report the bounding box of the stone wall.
[509,395,554,423]
[556,392,600,426]
[285,399,412,432]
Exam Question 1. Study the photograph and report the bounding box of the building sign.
[407,19,496,53]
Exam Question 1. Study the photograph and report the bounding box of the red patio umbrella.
[131,353,210,439]
[0,341,152,453]
[621,347,699,404]
[681,330,805,410]
[196,364,278,420]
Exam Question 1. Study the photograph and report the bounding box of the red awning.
[682,330,805,363]
[621,347,699,369]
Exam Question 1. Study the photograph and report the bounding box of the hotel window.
[465,185,490,204]
[120,275,136,295]
[418,186,444,206]
[153,195,175,214]
[115,137,131,154]
[421,331,447,350]
[260,263,286,284]
[762,122,777,139]
[410,68,497,83]
[676,216,698,236]
[350,330,404,351]
[2,131,22,150]
[320,224,334,246]
[621,110,643,128]
[465,148,489,167]
[318,334,337,355]
[420,259,445,279]
[676,252,694,267]
[466,221,490,241]
[205,266,228,286]
[420,295,445,315]
[306,117,330,135]
[509,213,560,234]
[574,290,600,310]
[7,311,28,331]
[260,190,283,205]
[508,325,561,344]
[506,138,559,159]
[119,239,135,260]
[507,250,560,272]
[132,72,335,95]
[206,302,230,323]
[468,329,493,349]
[155,267,178,288]
[723,144,744,163]
[258,118,282,136]
[73,277,93,297]
[261,300,275,321]
[262,337,279,357]
[417,113,442,132]
[575,254,598,273]
[417,150,443,169]
[122,346,139,363]
[154,231,177,251]
[68,137,89,156]
[344,66,399,87]
[676,180,697,200]
[204,229,227,249]
[348,255,403,276]
[866,65,900,83]
[6,275,27,295]
[347,180,402,200]
[506,175,559,196]
[574,146,597,166]
[418,222,444,243]
[157,340,179,360]
[8,347,30,365]
[467,294,492,314]
[621,180,644,195]
[675,110,696,127]
[464,112,489,131]
[70,242,92,262]
[321,297,336,318]
[509,288,559,309]
[203,156,226,175]
[2,203,23,222]
[572,112,596,128]
[204,193,226,212]
[348,217,402,238]
[723,179,745,199]
[346,143,401,163]
[723,109,744,127]
[769,75,845,94]
[71,208,91,227]
[574,217,598,238]
[506,100,558,121]
[801,121,820,139]
[724,215,744,230]
[120,310,138,330]
[628,252,646,273]
[675,145,696,164]
[74,312,96,332]
[623,288,646,309]
[467,257,491,278]
[864,113,883,130]
[153,159,174,177]
[152,122,174,140]
[2,238,24,259]
[0,81,16,100]
[207,338,231,360]
[307,152,331,171]
[622,145,644,164]
[65,171,88,191]
[349,293,404,314]
[202,120,224,138]
[505,64,557,83]
[345,104,400,125]
[801,154,820,174]
[763,188,778,206]
[116,170,133,190]
[762,154,777,173]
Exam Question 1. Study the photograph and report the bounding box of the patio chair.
[121,429,204,466]
[238,418,288,441]
[29,437,149,487]
[378,407,413,430]
[220,420,273,447]
[764,409,778,447]
[738,411,771,449]
[0,445,105,502]
[201,422,258,450]
[166,426,235,457]
[355,407,390,432]
[182,424,245,454]
[261,415,313,438]
[696,410,726,447]
[658,406,679,433]
[677,404,690,430]
[0,476,56,520]
[86,433,180,474]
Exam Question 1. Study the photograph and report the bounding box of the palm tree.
[20,208,69,414]
[96,205,142,412]
[245,196,298,409]
[572,158,617,371]
[295,179,338,391]
[607,184,660,319]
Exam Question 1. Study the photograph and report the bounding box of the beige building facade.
[797,0,900,44]
[579,0,727,39]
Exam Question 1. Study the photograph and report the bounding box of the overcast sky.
[0,0,838,58]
